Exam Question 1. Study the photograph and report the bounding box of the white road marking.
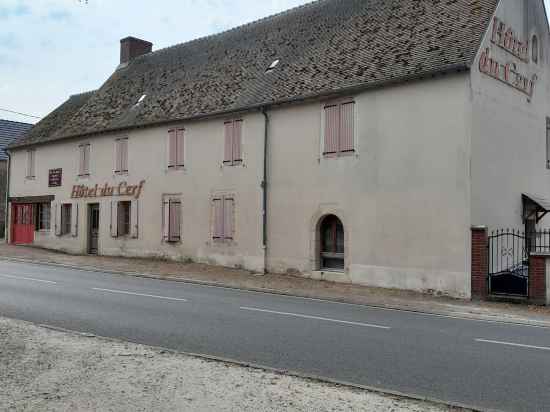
[476,338,550,352]
[92,288,188,302]
[0,273,57,284]
[240,306,391,329]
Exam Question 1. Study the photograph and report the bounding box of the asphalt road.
[0,260,549,411]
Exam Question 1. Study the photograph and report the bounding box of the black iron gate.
[488,229,528,296]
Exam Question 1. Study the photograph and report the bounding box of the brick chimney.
[120,37,152,64]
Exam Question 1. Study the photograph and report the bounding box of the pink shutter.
[339,102,355,152]
[121,139,128,172]
[324,105,339,154]
[169,200,181,241]
[162,200,170,241]
[115,140,121,172]
[176,129,185,166]
[79,145,85,175]
[168,130,177,167]
[223,197,234,240]
[224,121,233,163]
[233,120,242,162]
[213,198,223,239]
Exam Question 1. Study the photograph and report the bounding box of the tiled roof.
[0,119,33,159]
[11,0,498,149]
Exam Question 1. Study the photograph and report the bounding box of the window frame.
[35,203,51,232]
[78,143,91,177]
[117,201,131,237]
[26,149,36,179]
[167,128,185,169]
[223,119,243,166]
[114,137,129,174]
[322,98,356,158]
[60,204,72,236]
[212,195,235,242]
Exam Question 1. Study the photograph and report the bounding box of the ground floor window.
[117,201,131,237]
[35,203,51,231]
[212,195,234,241]
[320,214,344,270]
[163,197,182,242]
[61,204,72,235]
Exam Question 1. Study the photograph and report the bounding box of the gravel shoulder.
[0,317,461,412]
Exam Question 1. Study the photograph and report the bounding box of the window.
[117,201,131,236]
[79,143,91,176]
[115,138,128,173]
[168,128,185,168]
[323,100,355,156]
[163,198,181,242]
[546,118,550,169]
[61,204,72,235]
[212,196,234,241]
[532,35,539,64]
[224,120,243,165]
[36,203,51,231]
[320,215,344,270]
[26,149,35,179]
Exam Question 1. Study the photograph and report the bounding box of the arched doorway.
[319,214,344,270]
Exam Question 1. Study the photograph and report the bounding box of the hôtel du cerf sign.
[71,180,145,200]
[479,17,538,99]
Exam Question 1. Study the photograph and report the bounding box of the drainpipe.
[261,107,270,274]
[4,151,11,242]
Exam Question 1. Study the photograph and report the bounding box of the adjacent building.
[0,119,32,237]
[6,0,550,298]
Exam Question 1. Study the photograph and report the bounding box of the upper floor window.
[224,120,243,166]
[78,143,91,176]
[168,128,185,169]
[532,35,539,64]
[115,138,128,174]
[26,149,35,179]
[323,100,355,156]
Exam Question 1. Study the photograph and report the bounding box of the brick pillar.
[529,254,547,305]
[471,226,488,300]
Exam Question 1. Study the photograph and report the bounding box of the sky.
[0,0,549,125]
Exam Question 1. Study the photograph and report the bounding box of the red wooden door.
[12,204,34,244]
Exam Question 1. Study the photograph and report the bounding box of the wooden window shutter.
[324,105,339,154]
[168,199,181,242]
[131,200,139,238]
[233,120,242,162]
[71,204,79,237]
[224,121,233,163]
[339,102,355,152]
[176,129,185,166]
[546,117,550,169]
[54,204,62,236]
[115,140,121,172]
[84,145,90,174]
[162,199,170,241]
[168,130,177,168]
[110,200,118,237]
[79,145,85,175]
[212,198,223,239]
[121,139,128,172]
[223,197,234,240]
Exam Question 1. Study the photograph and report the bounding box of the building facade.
[7,0,550,298]
[0,119,32,238]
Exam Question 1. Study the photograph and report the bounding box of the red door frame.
[11,203,34,244]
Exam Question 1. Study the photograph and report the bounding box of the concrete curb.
[28,319,488,412]
[2,255,550,329]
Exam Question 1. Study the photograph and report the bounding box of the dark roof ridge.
[132,0,326,62]
[70,90,96,98]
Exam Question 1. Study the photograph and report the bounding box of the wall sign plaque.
[71,180,145,200]
[48,169,62,187]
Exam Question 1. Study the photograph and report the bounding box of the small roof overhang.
[522,193,550,223]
